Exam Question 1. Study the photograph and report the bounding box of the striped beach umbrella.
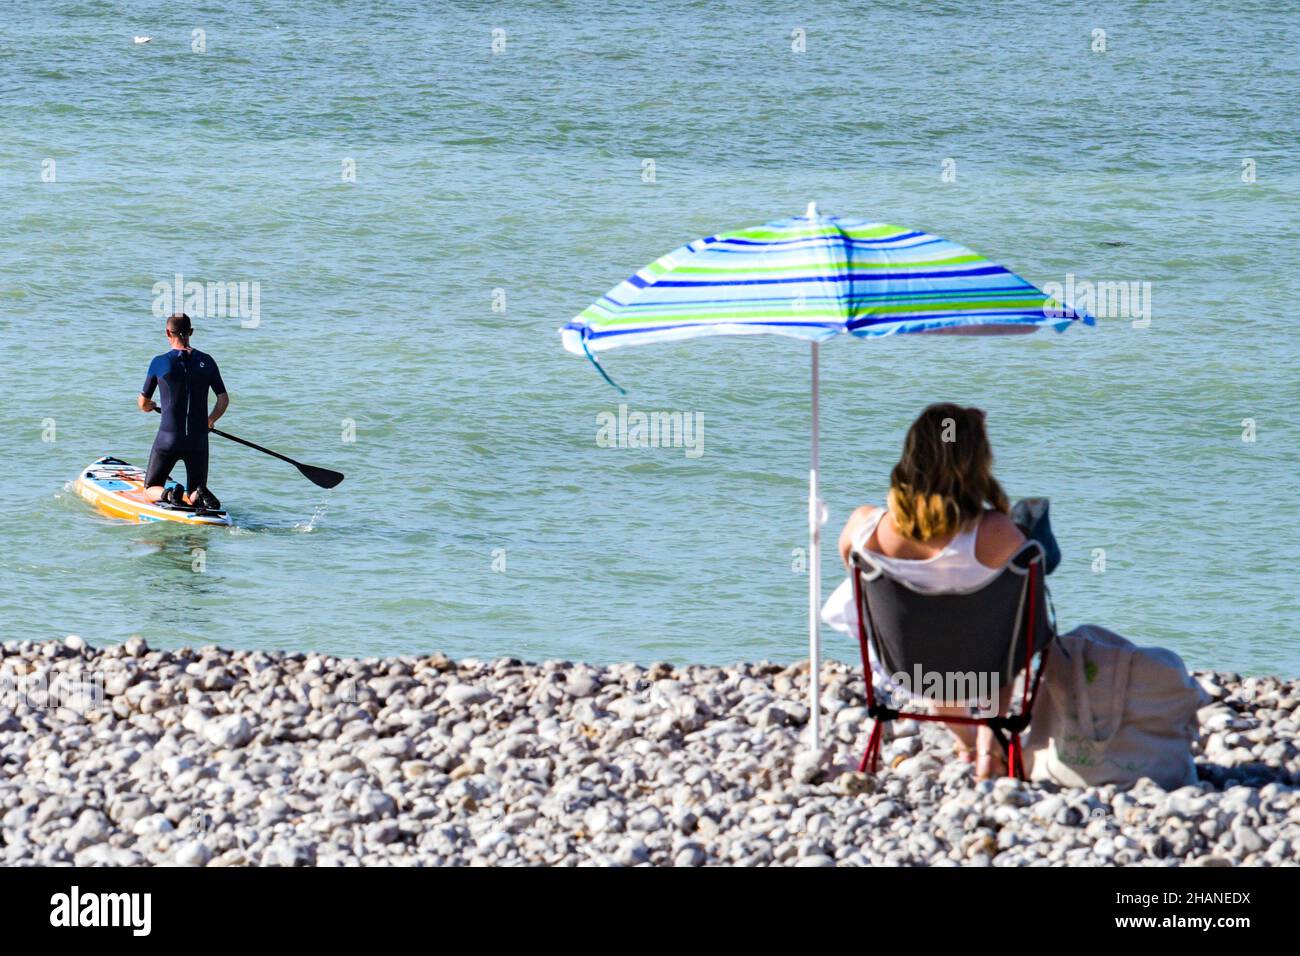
[561,204,1092,753]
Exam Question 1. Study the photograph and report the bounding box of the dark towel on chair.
[1013,498,1060,575]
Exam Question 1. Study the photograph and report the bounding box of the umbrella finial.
[805,201,818,220]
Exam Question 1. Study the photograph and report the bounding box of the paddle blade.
[298,463,345,489]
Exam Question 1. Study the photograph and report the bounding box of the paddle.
[153,408,344,488]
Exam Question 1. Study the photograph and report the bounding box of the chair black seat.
[849,538,1054,777]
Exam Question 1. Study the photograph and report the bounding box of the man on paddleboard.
[137,313,229,510]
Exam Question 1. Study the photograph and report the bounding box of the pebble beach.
[1,637,1297,867]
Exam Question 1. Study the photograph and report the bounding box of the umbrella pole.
[807,341,823,754]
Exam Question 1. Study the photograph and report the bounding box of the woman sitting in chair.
[837,402,1025,779]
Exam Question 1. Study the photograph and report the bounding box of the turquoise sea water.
[1,2,1297,674]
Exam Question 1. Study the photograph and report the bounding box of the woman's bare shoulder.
[843,504,885,537]
[847,504,883,524]
[838,504,884,564]
[976,509,1026,566]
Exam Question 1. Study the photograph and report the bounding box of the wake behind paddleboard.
[73,456,231,526]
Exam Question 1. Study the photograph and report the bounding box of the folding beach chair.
[849,540,1054,779]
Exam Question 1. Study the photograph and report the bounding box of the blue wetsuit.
[141,348,227,492]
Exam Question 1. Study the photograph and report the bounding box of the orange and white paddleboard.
[73,456,231,526]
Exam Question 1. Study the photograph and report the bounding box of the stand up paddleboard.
[73,456,231,526]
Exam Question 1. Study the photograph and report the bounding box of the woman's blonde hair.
[886,403,1009,542]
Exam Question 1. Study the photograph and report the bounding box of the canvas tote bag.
[1027,624,1209,789]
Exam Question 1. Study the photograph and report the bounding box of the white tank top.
[852,507,1000,592]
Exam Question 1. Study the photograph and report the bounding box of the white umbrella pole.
[807,341,824,753]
